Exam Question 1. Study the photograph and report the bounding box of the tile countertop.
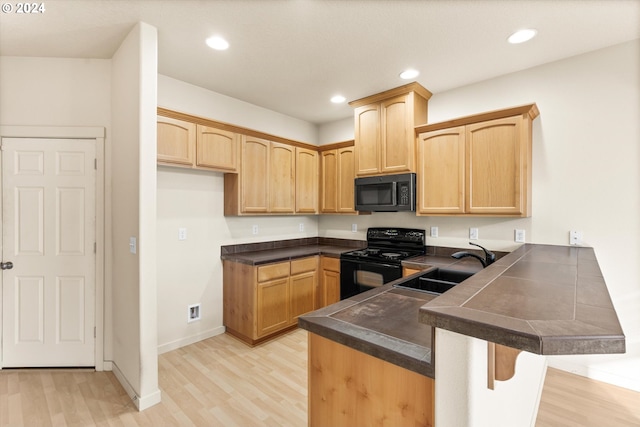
[220,238,365,265]
[299,243,625,379]
[298,284,438,378]
[419,243,626,356]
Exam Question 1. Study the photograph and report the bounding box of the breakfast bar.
[299,243,625,427]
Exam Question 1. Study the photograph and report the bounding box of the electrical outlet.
[569,230,583,245]
[515,229,525,243]
[299,223,304,232]
[352,224,357,232]
[430,226,438,238]
[187,303,201,323]
[252,225,259,235]
[178,227,187,240]
[469,228,479,240]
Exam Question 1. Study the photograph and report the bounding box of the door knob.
[1,262,13,270]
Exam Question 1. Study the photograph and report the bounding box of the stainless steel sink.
[394,268,475,295]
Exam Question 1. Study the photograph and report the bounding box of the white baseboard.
[157,326,225,355]
[111,361,162,411]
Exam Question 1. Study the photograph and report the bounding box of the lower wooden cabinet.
[224,256,318,345]
[320,256,341,307]
[308,333,435,427]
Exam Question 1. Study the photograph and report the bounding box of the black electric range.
[340,228,426,299]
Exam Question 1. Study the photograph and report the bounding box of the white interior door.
[1,138,96,367]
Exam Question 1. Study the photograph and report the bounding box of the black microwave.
[354,173,416,212]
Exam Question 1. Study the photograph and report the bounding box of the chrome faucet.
[451,242,496,268]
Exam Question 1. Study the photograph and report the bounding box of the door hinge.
[94,158,97,169]
[94,326,96,338]
[94,242,97,253]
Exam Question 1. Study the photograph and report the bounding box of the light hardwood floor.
[1,328,638,426]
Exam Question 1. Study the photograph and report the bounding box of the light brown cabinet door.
[417,126,466,215]
[157,116,196,166]
[320,150,338,213]
[256,277,289,337]
[337,147,356,213]
[320,256,341,308]
[241,136,270,213]
[196,125,238,172]
[295,147,319,214]
[269,142,296,213]
[380,94,413,173]
[290,271,317,323]
[354,104,380,176]
[466,116,524,215]
[321,269,340,307]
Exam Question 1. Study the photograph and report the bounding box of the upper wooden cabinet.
[350,83,432,177]
[157,115,196,166]
[320,145,356,214]
[157,112,239,172]
[196,125,239,171]
[225,136,318,215]
[416,104,539,217]
[296,147,319,214]
[269,142,296,213]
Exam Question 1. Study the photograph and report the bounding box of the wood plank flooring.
[1,328,638,426]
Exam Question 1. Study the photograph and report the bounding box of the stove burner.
[381,252,402,260]
[366,248,380,255]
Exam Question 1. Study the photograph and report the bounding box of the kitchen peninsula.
[299,243,625,427]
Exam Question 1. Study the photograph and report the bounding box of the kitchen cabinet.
[320,145,356,214]
[295,147,319,214]
[157,115,196,166]
[225,137,319,215]
[416,104,539,217]
[157,113,240,172]
[319,256,340,307]
[290,257,318,322]
[350,82,432,177]
[223,256,318,345]
[196,125,239,172]
[269,141,296,213]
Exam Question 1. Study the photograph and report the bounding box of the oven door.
[340,259,403,300]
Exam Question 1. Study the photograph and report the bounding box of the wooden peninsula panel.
[308,333,434,427]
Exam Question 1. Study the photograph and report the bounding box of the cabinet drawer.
[321,256,340,272]
[291,256,318,275]
[257,262,290,282]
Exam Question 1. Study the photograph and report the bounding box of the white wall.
[319,39,640,391]
[156,75,320,351]
[110,22,160,409]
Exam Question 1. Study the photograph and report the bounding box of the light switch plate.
[430,226,438,238]
[515,229,525,243]
[129,237,137,254]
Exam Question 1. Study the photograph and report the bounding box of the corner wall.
[110,22,160,409]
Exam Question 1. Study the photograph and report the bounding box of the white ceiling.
[1,0,639,124]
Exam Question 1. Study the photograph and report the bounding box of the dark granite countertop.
[419,244,625,356]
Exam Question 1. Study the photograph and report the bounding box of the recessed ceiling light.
[206,36,229,50]
[507,29,537,44]
[330,95,346,104]
[399,69,420,80]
